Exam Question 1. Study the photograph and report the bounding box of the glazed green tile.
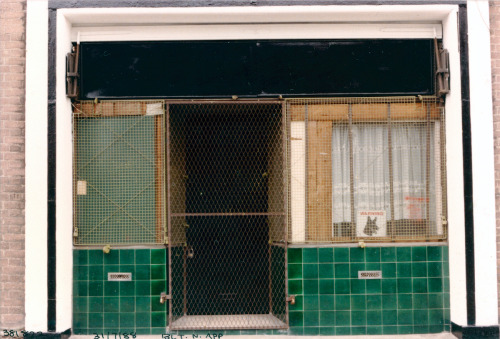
[120,281,135,296]
[303,263,318,279]
[398,325,413,334]
[304,311,319,326]
[73,329,88,335]
[89,281,103,296]
[74,297,88,313]
[288,248,302,264]
[382,294,397,310]
[427,246,442,261]
[334,248,349,262]
[119,312,135,328]
[320,295,334,310]
[381,247,396,262]
[288,279,303,295]
[384,327,399,335]
[413,309,428,325]
[398,294,413,309]
[382,279,397,294]
[119,249,134,265]
[320,327,336,335]
[444,293,450,308]
[104,265,120,277]
[151,265,165,280]
[397,278,412,293]
[320,311,335,326]
[397,263,411,278]
[304,279,318,295]
[366,247,381,262]
[136,265,151,280]
[104,251,119,265]
[77,281,88,297]
[366,310,382,325]
[396,247,411,261]
[151,249,166,264]
[290,295,303,311]
[382,310,398,325]
[88,296,103,313]
[303,327,320,336]
[443,263,449,277]
[319,279,334,294]
[136,250,151,265]
[444,277,450,292]
[77,265,88,281]
[104,281,119,297]
[428,293,444,309]
[119,265,135,277]
[335,279,350,294]
[412,263,427,277]
[152,297,166,312]
[413,294,429,309]
[89,250,104,265]
[304,295,319,310]
[88,312,103,328]
[350,248,365,262]
[224,330,241,335]
[335,311,350,326]
[136,281,150,296]
[240,330,256,335]
[443,246,449,261]
[73,313,88,329]
[366,262,381,271]
[76,250,88,265]
[119,296,134,313]
[366,295,382,310]
[319,263,334,279]
[255,330,274,335]
[136,312,150,328]
[103,312,119,328]
[351,326,366,335]
[413,278,428,293]
[412,246,427,262]
[318,248,333,263]
[151,280,166,295]
[336,326,351,335]
[335,263,349,278]
[89,265,104,281]
[288,327,303,335]
[350,263,365,278]
[350,279,366,294]
[352,311,366,326]
[429,309,444,325]
[335,295,350,310]
[366,279,381,294]
[398,310,413,325]
[151,312,166,327]
[103,296,119,312]
[303,248,318,263]
[289,311,304,326]
[351,295,366,310]
[136,296,151,312]
[414,325,430,334]
[382,263,396,278]
[288,264,302,279]
[427,262,443,278]
[273,329,288,335]
[367,326,383,335]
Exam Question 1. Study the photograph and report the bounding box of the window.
[288,97,446,243]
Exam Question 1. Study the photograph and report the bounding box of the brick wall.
[0,0,26,330]
[490,1,500,322]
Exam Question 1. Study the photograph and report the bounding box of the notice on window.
[356,210,387,237]
[404,196,428,219]
[77,180,87,195]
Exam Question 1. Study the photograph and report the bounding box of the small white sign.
[356,210,387,237]
[77,180,87,195]
[358,270,382,279]
[146,103,164,116]
[108,272,132,281]
[404,196,428,219]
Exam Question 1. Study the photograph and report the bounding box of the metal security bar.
[166,102,288,330]
[286,97,447,243]
[72,100,166,245]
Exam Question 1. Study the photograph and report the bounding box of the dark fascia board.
[49,0,465,9]
[451,322,500,339]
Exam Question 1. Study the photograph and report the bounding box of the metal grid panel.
[286,97,447,243]
[167,102,287,330]
[73,100,165,245]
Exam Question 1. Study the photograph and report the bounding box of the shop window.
[287,97,447,243]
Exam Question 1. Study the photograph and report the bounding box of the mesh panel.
[166,102,287,330]
[73,100,165,245]
[286,97,447,243]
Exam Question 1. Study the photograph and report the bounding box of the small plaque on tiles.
[358,271,382,279]
[108,272,132,281]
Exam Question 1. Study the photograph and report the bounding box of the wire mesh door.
[167,102,288,330]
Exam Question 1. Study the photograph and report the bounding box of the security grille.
[167,102,288,330]
[73,100,165,245]
[286,97,447,243]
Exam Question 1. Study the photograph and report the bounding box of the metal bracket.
[434,39,450,97]
[66,43,80,100]
[286,295,296,305]
[160,292,171,304]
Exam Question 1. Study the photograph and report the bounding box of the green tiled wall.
[73,249,167,335]
[288,246,450,336]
